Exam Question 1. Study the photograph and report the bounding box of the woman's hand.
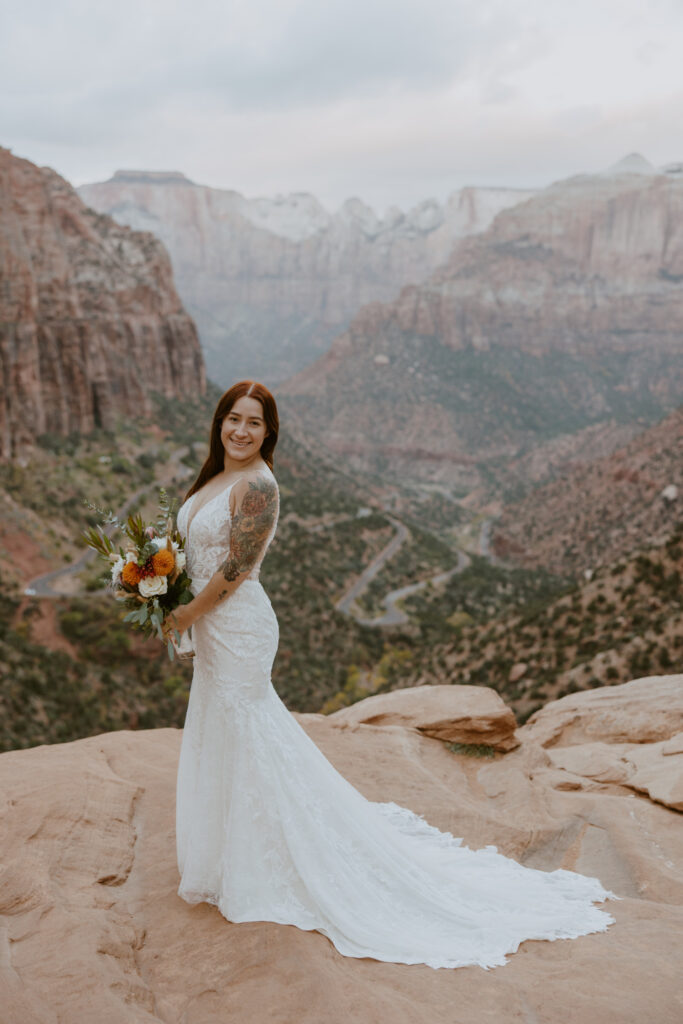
[162,602,196,639]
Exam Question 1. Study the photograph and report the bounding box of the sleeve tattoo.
[218,477,278,586]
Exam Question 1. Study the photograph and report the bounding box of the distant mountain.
[77,171,536,385]
[603,152,659,176]
[0,149,205,460]
[278,158,683,495]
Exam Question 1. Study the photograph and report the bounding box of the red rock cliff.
[0,148,206,460]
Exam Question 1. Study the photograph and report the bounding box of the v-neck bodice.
[177,467,279,590]
[184,481,238,542]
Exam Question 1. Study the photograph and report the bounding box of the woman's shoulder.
[240,462,277,487]
[230,464,279,505]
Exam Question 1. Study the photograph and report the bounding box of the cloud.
[2,0,526,107]
[1,0,682,209]
[180,0,530,109]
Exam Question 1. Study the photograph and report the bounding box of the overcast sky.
[2,0,682,213]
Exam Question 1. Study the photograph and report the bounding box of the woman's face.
[220,396,268,464]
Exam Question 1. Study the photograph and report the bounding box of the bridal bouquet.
[82,488,194,661]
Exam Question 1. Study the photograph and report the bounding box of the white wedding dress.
[175,464,619,970]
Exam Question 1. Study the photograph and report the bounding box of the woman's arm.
[163,474,278,635]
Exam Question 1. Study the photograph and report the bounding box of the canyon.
[77,170,535,386]
[278,157,683,492]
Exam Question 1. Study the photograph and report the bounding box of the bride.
[163,379,619,971]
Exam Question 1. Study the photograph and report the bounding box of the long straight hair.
[184,381,279,501]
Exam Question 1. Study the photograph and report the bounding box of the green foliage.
[397,554,571,648]
[36,431,82,456]
[149,386,223,445]
[60,599,132,663]
[0,574,194,753]
[81,523,115,558]
[136,451,157,470]
[367,522,683,720]
[447,742,497,759]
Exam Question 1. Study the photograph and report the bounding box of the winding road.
[334,516,410,619]
[333,510,497,628]
[333,514,480,628]
[349,549,471,627]
[478,516,499,563]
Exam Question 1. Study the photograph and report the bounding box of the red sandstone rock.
[1,678,682,1021]
[328,682,520,751]
[0,148,206,460]
[520,674,683,748]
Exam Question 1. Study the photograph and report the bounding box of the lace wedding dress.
[175,464,619,970]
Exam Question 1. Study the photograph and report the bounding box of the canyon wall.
[77,171,535,385]
[0,149,206,460]
[278,160,683,492]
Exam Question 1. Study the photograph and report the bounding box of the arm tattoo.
[219,477,278,584]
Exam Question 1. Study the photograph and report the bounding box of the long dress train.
[175,465,619,970]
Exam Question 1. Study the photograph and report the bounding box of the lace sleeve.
[219,473,279,582]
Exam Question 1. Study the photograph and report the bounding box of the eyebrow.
[229,412,263,421]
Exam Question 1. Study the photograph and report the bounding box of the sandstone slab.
[1,679,683,1022]
[327,683,520,751]
[520,674,683,748]
[622,735,683,812]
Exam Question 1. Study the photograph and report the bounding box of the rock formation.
[278,160,683,492]
[76,170,535,385]
[329,682,519,750]
[0,148,206,461]
[0,676,681,1022]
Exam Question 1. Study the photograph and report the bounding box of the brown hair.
[184,381,279,501]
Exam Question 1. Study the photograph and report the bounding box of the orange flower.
[122,561,142,586]
[152,549,175,576]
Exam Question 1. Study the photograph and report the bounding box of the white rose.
[138,574,169,598]
[153,537,178,551]
[175,550,186,571]
[110,555,125,584]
